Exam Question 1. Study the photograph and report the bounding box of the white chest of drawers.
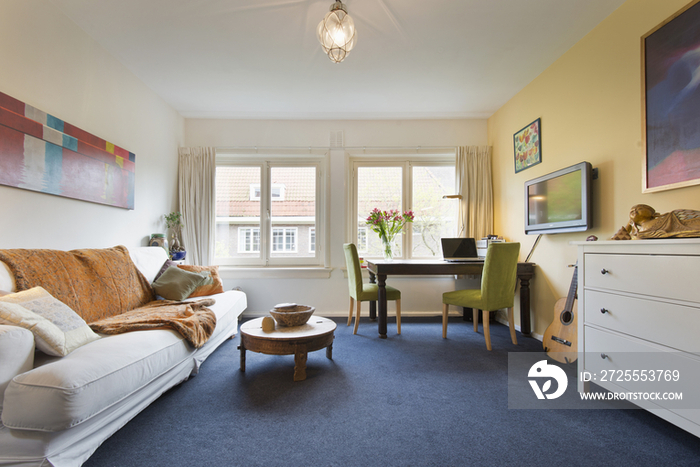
[576,239,700,437]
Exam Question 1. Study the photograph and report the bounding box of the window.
[411,165,458,257]
[238,227,260,253]
[309,228,315,253]
[250,184,285,201]
[357,227,368,253]
[350,155,457,259]
[215,151,327,267]
[272,227,297,252]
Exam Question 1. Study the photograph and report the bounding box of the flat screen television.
[524,161,593,234]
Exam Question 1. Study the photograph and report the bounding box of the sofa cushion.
[1,290,244,432]
[0,287,100,357]
[178,265,225,297]
[154,259,177,282]
[128,246,169,284]
[1,326,194,432]
[151,267,212,301]
[0,325,34,414]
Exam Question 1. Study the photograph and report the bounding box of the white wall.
[185,119,487,149]
[0,0,183,250]
[185,119,487,317]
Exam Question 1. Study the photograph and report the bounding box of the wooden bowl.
[269,304,315,327]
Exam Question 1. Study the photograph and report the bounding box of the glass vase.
[381,234,396,261]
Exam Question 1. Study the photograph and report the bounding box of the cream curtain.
[178,147,216,266]
[456,146,493,240]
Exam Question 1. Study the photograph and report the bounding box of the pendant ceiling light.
[317,1,357,63]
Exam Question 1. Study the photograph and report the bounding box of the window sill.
[218,266,333,279]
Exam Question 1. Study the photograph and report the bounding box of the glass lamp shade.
[317,2,356,63]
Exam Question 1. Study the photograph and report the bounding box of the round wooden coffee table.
[238,316,336,381]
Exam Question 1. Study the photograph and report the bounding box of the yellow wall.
[488,0,700,337]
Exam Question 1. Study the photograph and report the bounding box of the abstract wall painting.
[642,0,700,193]
[0,91,135,209]
[514,118,541,173]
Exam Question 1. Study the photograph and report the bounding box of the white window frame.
[357,227,368,253]
[216,149,329,267]
[309,227,316,253]
[250,183,285,201]
[237,227,260,253]
[272,227,298,253]
[249,185,262,201]
[348,151,456,260]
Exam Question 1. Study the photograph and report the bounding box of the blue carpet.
[84,317,700,467]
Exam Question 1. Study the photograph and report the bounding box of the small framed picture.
[514,118,542,173]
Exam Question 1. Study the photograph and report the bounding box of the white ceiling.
[48,0,626,120]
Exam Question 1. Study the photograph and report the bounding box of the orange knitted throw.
[0,246,216,347]
[0,246,154,323]
[89,298,217,348]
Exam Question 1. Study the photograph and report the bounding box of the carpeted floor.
[84,317,700,467]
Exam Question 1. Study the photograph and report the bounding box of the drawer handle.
[600,353,609,360]
[600,268,610,275]
[600,308,609,314]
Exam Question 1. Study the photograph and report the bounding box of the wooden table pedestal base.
[239,317,336,382]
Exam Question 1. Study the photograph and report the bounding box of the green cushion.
[152,266,212,301]
[343,243,401,302]
[359,284,401,302]
[443,242,520,311]
[443,288,484,309]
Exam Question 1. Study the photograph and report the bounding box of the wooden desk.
[366,259,535,339]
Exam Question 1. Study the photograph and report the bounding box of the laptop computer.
[441,237,482,262]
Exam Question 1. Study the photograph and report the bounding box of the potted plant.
[164,212,186,261]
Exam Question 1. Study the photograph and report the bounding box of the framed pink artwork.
[0,91,135,209]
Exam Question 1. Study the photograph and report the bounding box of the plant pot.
[171,250,186,261]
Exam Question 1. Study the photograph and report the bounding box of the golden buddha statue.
[612,204,700,240]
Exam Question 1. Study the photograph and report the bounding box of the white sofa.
[0,247,246,467]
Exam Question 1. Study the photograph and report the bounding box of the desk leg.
[519,276,531,336]
[377,273,388,339]
[463,307,472,321]
[369,272,377,320]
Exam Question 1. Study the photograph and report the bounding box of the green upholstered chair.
[442,242,520,350]
[343,243,402,335]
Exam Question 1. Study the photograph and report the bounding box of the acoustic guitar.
[543,263,578,364]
